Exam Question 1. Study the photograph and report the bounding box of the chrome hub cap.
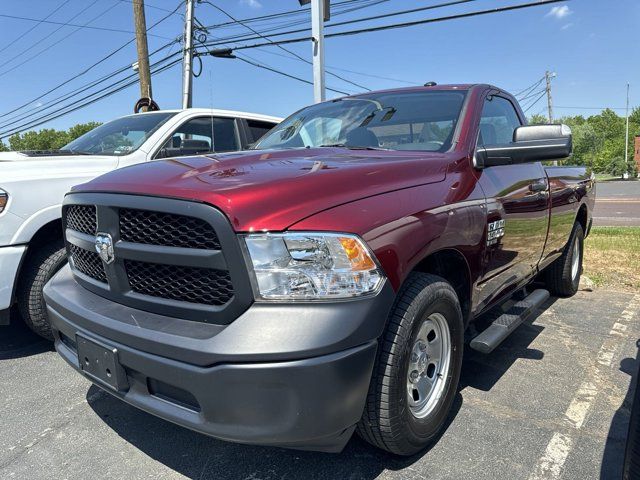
[406,312,452,419]
[571,239,580,281]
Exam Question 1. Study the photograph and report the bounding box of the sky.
[0,0,637,136]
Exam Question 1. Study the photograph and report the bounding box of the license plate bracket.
[76,334,129,392]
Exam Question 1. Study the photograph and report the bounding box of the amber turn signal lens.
[0,193,7,213]
[339,237,376,270]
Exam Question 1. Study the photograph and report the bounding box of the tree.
[528,114,548,125]
[6,122,101,151]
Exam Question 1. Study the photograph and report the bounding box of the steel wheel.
[571,238,580,281]
[406,312,452,419]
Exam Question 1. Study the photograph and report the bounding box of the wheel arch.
[11,218,64,305]
[411,248,472,325]
[576,203,589,238]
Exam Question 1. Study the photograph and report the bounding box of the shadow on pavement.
[87,383,463,479]
[84,295,558,478]
[600,342,639,479]
[0,307,53,360]
[460,296,554,392]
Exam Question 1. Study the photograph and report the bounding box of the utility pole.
[625,83,630,177]
[545,70,555,124]
[182,0,195,109]
[545,71,557,165]
[132,0,152,109]
[299,0,329,102]
[310,0,327,103]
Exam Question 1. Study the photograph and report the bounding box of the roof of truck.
[134,108,283,123]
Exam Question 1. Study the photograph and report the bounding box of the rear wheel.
[544,222,584,297]
[357,272,464,456]
[17,241,67,340]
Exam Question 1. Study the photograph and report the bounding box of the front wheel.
[357,273,464,456]
[17,241,67,340]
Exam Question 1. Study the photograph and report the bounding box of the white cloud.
[561,23,574,30]
[546,5,572,19]
[241,0,262,8]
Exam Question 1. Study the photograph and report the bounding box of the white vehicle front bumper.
[0,245,26,312]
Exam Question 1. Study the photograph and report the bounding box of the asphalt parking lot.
[594,180,640,226]
[1,288,639,480]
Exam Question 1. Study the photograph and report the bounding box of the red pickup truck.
[44,84,595,456]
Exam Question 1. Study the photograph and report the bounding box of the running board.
[470,289,550,354]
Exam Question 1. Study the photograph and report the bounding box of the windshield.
[63,112,177,156]
[254,90,467,152]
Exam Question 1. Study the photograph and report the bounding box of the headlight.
[242,232,384,300]
[0,189,7,213]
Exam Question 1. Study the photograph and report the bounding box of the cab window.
[478,96,522,146]
[156,116,239,159]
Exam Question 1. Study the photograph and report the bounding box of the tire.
[17,241,67,340]
[544,222,584,297]
[357,272,464,456]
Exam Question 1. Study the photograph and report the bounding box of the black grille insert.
[119,209,221,250]
[69,244,106,283]
[125,260,233,306]
[65,205,97,235]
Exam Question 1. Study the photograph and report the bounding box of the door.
[153,116,241,159]
[476,94,550,309]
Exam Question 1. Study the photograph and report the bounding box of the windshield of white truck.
[63,112,177,156]
[254,90,467,152]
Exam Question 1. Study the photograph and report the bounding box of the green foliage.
[528,113,548,125]
[529,108,639,175]
[6,122,101,152]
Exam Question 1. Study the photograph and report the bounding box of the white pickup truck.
[0,108,281,338]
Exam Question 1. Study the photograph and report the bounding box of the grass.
[583,226,640,291]
[594,173,639,182]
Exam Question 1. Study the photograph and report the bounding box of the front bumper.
[45,266,394,452]
[0,244,26,314]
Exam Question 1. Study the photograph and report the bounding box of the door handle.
[529,182,547,193]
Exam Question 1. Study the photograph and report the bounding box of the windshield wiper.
[317,143,390,151]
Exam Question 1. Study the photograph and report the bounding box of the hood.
[0,152,118,182]
[0,151,27,162]
[75,147,456,231]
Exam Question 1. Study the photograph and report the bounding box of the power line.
[0,39,179,131]
[198,0,476,48]
[201,0,371,91]
[522,91,547,113]
[0,2,183,122]
[0,53,182,139]
[555,106,629,111]
[0,0,102,69]
[0,12,172,39]
[518,87,546,102]
[115,0,185,16]
[203,0,381,30]
[201,0,572,52]
[0,0,72,56]
[234,55,350,95]
[514,76,545,98]
[247,47,421,85]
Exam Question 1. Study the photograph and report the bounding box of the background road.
[594,180,640,226]
[1,288,639,480]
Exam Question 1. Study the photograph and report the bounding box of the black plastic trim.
[63,193,254,325]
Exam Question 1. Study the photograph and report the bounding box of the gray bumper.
[44,266,395,452]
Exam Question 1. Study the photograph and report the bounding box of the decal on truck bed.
[487,219,505,246]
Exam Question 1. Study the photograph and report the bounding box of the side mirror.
[476,124,572,168]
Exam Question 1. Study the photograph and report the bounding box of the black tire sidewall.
[395,284,464,451]
[569,223,584,292]
[18,241,67,339]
